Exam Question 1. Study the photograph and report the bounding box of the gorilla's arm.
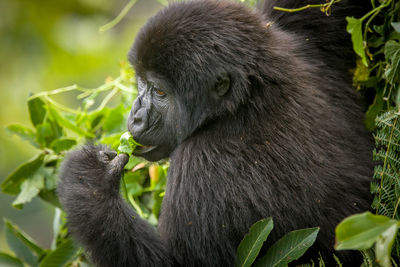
[57,145,174,267]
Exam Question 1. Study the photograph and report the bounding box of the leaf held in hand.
[118,131,140,155]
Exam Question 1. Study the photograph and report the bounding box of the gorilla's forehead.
[128,0,265,77]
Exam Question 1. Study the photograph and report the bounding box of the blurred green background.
[0,0,162,251]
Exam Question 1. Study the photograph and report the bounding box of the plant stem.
[95,88,119,111]
[99,0,138,33]
[360,0,392,22]
[77,78,120,99]
[377,116,398,213]
[44,95,79,114]
[115,81,135,93]
[122,175,145,218]
[28,85,83,100]
[273,0,340,13]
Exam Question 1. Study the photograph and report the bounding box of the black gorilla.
[57,0,373,266]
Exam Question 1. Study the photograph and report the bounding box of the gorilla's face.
[127,69,231,162]
[127,72,178,161]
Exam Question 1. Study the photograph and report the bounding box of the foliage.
[1,0,399,266]
[118,131,140,155]
[347,0,400,130]
[342,0,400,263]
[370,110,400,261]
[235,218,319,267]
[1,63,167,265]
[335,212,400,267]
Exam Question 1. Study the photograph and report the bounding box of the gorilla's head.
[127,0,287,161]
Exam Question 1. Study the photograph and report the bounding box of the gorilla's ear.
[213,73,230,97]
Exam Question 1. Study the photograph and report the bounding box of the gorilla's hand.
[58,145,129,199]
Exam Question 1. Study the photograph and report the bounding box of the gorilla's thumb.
[109,153,129,177]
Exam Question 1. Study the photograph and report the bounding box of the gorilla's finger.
[104,150,118,160]
[109,154,129,176]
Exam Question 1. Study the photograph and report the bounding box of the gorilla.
[57,0,373,266]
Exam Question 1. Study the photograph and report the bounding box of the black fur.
[57,0,373,266]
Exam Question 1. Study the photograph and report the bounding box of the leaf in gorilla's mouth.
[134,145,158,154]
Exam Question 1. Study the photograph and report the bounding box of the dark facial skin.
[127,72,177,161]
[128,71,230,161]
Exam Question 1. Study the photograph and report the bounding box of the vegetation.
[0,0,400,266]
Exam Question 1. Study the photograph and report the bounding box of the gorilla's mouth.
[133,145,158,155]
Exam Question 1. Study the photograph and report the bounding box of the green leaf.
[335,212,398,251]
[39,239,78,267]
[39,189,61,208]
[236,218,273,267]
[100,133,121,150]
[346,17,368,66]
[28,97,47,127]
[47,105,94,138]
[47,117,63,140]
[365,90,384,131]
[103,104,127,133]
[2,153,45,195]
[118,131,137,154]
[51,208,63,250]
[12,174,44,209]
[50,138,77,153]
[384,40,400,84]
[36,122,53,147]
[6,124,40,148]
[375,224,398,267]
[0,252,24,267]
[86,108,106,129]
[255,227,319,267]
[5,219,44,267]
[392,22,400,33]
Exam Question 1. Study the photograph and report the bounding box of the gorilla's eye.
[155,89,166,97]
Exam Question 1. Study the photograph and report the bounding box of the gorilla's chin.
[133,144,171,161]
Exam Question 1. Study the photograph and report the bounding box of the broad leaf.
[28,97,47,127]
[6,124,39,148]
[375,224,398,267]
[236,218,273,267]
[39,189,61,208]
[335,212,398,251]
[12,174,45,209]
[392,22,400,33]
[365,90,384,131]
[36,122,54,147]
[118,131,137,154]
[4,219,44,256]
[103,104,127,133]
[255,227,319,267]
[0,252,24,267]
[50,138,77,153]
[384,40,400,84]
[47,105,94,138]
[5,219,44,267]
[2,153,45,195]
[100,133,121,150]
[39,239,78,267]
[346,17,368,66]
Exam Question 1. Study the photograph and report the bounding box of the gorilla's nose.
[127,108,148,136]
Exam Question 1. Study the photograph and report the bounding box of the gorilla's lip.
[133,145,158,155]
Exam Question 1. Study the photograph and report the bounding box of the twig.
[44,95,80,114]
[28,85,84,100]
[99,0,138,33]
[95,88,119,111]
[273,0,340,14]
